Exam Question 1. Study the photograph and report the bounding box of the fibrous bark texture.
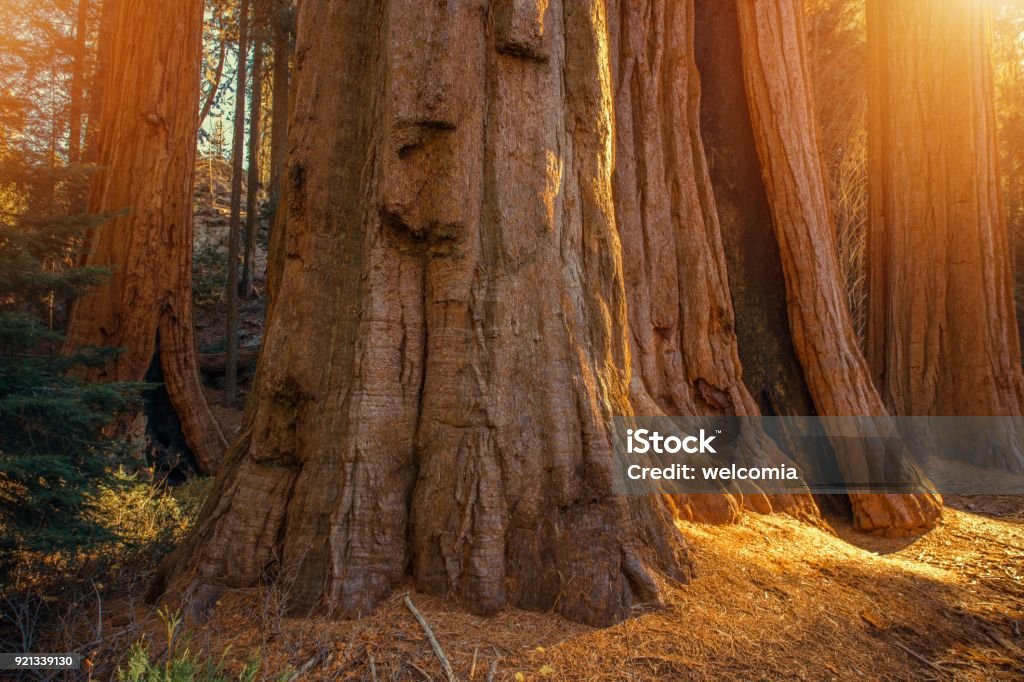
[610,0,816,524]
[691,0,940,535]
[694,0,816,422]
[64,0,226,473]
[735,0,942,534]
[154,0,691,627]
[867,1,1024,439]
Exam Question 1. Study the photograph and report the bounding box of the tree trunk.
[198,39,226,133]
[268,0,291,215]
[83,0,114,166]
[610,0,817,524]
[63,0,227,473]
[242,32,263,299]
[153,0,692,627]
[866,1,1024,450]
[694,0,816,422]
[265,2,296,312]
[67,0,90,165]
[693,0,941,535]
[735,0,942,533]
[225,0,249,407]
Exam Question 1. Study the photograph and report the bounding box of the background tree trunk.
[198,38,226,133]
[83,0,114,165]
[867,1,1024,447]
[734,0,942,534]
[242,31,263,300]
[153,0,692,627]
[610,0,817,525]
[225,0,249,407]
[67,0,90,166]
[63,0,227,473]
[268,0,291,217]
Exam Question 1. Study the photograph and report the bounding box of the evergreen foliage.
[0,158,139,574]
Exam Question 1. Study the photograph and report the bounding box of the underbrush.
[115,607,284,682]
[0,473,211,670]
[192,242,228,311]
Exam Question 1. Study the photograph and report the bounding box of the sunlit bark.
[64,0,227,472]
[867,1,1024,457]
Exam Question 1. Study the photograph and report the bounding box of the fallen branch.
[288,648,325,681]
[892,640,950,675]
[404,594,458,682]
[409,662,433,681]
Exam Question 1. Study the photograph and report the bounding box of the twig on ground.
[404,594,458,682]
[288,648,324,681]
[892,640,950,675]
[409,661,433,681]
[485,658,499,682]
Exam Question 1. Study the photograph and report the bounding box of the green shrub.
[192,241,227,310]
[117,608,265,682]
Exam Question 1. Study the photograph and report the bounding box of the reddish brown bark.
[64,0,227,473]
[734,0,942,534]
[610,0,817,523]
[867,1,1024,445]
[694,0,816,423]
[153,0,692,627]
[268,0,291,209]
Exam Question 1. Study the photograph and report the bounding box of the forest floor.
[85,497,1023,681]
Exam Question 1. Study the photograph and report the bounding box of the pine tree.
[0,159,138,573]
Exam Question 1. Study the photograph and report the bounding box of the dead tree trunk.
[152,0,692,627]
[63,0,227,473]
[866,1,1024,444]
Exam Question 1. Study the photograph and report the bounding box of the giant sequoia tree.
[696,0,941,533]
[154,0,692,627]
[64,0,226,472]
[156,0,945,625]
[867,0,1024,448]
[611,0,817,525]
